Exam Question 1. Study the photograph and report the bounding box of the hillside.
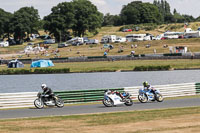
[1,22,200,59]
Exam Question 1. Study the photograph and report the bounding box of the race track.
[0,98,199,119]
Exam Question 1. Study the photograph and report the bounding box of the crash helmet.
[41,83,47,90]
[143,81,148,87]
[105,89,112,94]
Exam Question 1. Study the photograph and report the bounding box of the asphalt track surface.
[0,98,200,119]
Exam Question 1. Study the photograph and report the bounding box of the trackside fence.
[124,83,197,100]
[0,83,199,109]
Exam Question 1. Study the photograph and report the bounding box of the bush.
[0,69,32,75]
[34,68,70,74]
[0,68,70,75]
[133,65,171,71]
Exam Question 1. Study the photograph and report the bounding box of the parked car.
[40,35,51,40]
[83,37,89,43]
[72,41,84,46]
[58,42,70,48]
[44,39,55,44]
[122,29,132,32]
[86,39,99,45]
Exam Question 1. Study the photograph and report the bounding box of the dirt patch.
[1,114,200,133]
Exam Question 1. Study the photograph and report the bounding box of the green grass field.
[0,59,200,73]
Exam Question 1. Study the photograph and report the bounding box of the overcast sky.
[0,0,199,18]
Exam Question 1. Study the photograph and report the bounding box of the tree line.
[103,0,197,26]
[0,0,198,43]
[0,0,103,43]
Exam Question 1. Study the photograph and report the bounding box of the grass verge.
[1,106,200,133]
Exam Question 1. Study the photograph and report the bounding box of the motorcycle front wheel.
[34,98,44,109]
[103,98,114,107]
[55,98,64,108]
[124,98,133,106]
[155,93,164,102]
[138,94,148,103]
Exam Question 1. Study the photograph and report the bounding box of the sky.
[0,0,199,18]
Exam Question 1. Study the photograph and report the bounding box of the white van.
[126,34,146,42]
[0,41,9,47]
[115,36,126,43]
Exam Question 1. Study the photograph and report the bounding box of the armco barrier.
[0,83,199,109]
[124,83,197,100]
[0,92,37,109]
[54,88,124,103]
[0,88,123,109]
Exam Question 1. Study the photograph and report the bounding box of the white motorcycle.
[103,90,133,107]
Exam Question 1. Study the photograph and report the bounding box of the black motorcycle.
[34,92,64,109]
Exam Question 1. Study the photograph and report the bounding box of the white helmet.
[41,84,47,89]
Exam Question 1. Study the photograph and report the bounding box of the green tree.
[44,0,103,40]
[0,9,13,39]
[182,15,195,22]
[72,0,103,37]
[10,7,40,42]
[120,1,162,24]
[173,12,185,23]
[102,13,122,26]
[196,16,200,22]
[43,2,75,42]
[153,0,173,23]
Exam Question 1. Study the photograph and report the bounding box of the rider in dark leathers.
[41,84,55,101]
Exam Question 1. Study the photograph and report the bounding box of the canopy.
[31,60,54,68]
[8,60,24,68]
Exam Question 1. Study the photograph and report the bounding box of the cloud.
[90,0,106,6]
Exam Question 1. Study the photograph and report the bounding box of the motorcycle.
[34,92,64,109]
[138,87,164,103]
[103,90,133,107]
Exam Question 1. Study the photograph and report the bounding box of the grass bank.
[1,106,200,133]
[0,59,200,74]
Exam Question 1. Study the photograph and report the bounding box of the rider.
[143,81,156,94]
[41,83,55,100]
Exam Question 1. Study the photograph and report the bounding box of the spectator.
[191,52,194,59]
[153,49,157,54]
[131,44,134,49]
[104,51,107,56]
[131,51,135,56]
[135,44,138,48]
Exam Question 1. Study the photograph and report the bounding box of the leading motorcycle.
[138,87,164,103]
[34,92,64,109]
[103,90,133,107]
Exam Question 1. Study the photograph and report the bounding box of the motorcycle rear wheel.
[34,98,44,109]
[103,98,114,107]
[155,93,164,102]
[138,94,148,103]
[56,98,64,108]
[124,98,133,106]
